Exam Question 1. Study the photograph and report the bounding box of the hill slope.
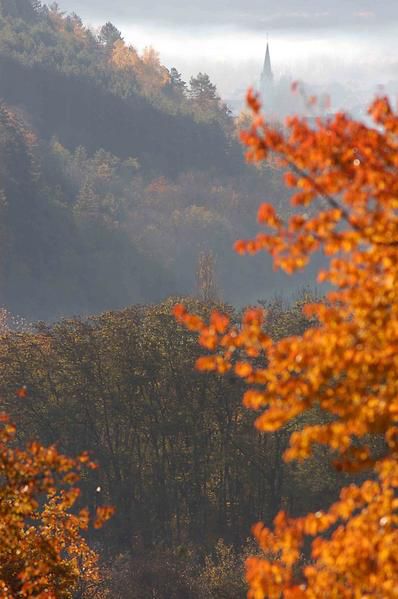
[0,0,296,320]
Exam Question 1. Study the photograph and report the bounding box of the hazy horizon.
[58,0,398,107]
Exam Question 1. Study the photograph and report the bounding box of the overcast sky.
[60,0,398,103]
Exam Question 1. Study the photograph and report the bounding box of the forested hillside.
[0,0,296,320]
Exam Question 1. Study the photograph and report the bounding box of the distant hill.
[0,0,243,178]
[0,0,300,320]
[0,54,242,178]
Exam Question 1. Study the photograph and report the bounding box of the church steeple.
[261,42,273,84]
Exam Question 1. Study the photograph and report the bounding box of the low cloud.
[58,0,398,110]
[62,0,398,32]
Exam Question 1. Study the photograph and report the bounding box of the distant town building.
[258,42,332,121]
[259,42,276,113]
[260,42,273,90]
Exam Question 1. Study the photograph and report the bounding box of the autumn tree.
[0,408,114,597]
[138,47,170,97]
[110,39,140,72]
[174,92,398,597]
[110,41,169,97]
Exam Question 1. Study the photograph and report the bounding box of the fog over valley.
[62,0,398,112]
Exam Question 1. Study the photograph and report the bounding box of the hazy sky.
[61,0,398,102]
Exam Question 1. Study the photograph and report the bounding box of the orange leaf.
[196,356,217,371]
[235,362,253,378]
[94,505,115,529]
[210,311,230,334]
[16,385,28,398]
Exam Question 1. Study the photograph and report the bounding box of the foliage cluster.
[175,92,398,597]
[0,408,114,597]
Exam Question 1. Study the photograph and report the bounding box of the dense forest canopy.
[0,0,316,321]
[0,295,359,596]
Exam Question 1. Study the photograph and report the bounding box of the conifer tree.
[99,21,122,49]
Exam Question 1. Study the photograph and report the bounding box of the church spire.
[261,42,273,83]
